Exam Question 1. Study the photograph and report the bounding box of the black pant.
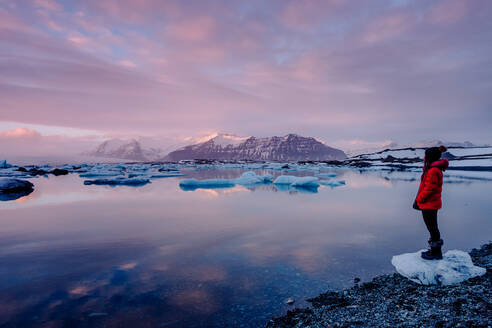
[422,209,440,241]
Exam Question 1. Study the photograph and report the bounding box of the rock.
[0,178,34,201]
[28,168,49,176]
[285,298,295,305]
[50,168,69,176]
[391,249,486,285]
[267,243,492,328]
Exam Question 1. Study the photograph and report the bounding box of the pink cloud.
[427,0,468,25]
[280,0,346,30]
[33,0,62,11]
[361,12,416,44]
[167,16,217,42]
[0,127,41,139]
[118,60,137,68]
[0,8,31,30]
[0,0,490,151]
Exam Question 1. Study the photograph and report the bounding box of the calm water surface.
[0,169,490,327]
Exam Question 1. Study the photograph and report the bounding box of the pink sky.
[0,0,491,156]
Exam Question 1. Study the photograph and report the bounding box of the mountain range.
[85,134,485,162]
[163,133,347,161]
[84,139,164,161]
[85,134,347,162]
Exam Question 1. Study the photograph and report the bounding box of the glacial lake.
[1,168,491,327]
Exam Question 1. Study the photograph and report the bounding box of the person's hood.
[430,158,449,171]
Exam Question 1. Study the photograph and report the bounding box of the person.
[415,145,449,260]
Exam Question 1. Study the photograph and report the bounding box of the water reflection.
[0,169,491,327]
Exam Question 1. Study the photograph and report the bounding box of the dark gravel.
[266,243,492,328]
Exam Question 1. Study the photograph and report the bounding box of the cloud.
[117,59,136,68]
[427,0,468,25]
[0,0,490,156]
[33,0,62,11]
[361,12,416,44]
[0,126,101,158]
[0,127,41,139]
[167,16,217,42]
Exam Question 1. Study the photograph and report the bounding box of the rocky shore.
[266,243,491,328]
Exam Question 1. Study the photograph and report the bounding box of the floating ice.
[233,171,273,185]
[320,180,346,188]
[274,184,318,194]
[179,179,235,190]
[149,172,186,178]
[391,249,486,285]
[0,178,33,191]
[179,172,274,190]
[0,178,34,201]
[273,175,320,187]
[79,171,123,178]
[315,173,337,178]
[84,176,151,186]
[0,160,12,168]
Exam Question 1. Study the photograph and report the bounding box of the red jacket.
[416,159,449,210]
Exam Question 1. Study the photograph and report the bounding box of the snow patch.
[210,133,250,147]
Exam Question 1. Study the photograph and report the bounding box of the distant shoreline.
[266,243,491,328]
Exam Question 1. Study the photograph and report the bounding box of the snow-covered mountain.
[345,140,487,157]
[163,133,346,161]
[85,139,164,161]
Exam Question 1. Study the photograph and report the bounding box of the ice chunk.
[79,171,123,178]
[150,172,186,178]
[291,176,319,187]
[273,175,320,187]
[273,175,297,185]
[274,184,318,194]
[84,176,150,186]
[179,178,235,190]
[320,180,346,188]
[0,178,34,201]
[0,178,33,192]
[315,173,337,178]
[233,171,273,185]
[391,249,486,285]
[0,160,13,168]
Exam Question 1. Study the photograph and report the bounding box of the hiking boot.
[421,239,443,260]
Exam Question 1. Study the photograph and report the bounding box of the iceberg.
[320,180,346,188]
[0,160,13,168]
[84,176,151,186]
[179,179,235,191]
[179,172,274,190]
[273,175,320,187]
[315,173,337,178]
[391,249,486,285]
[0,178,34,201]
[79,171,123,178]
[274,184,319,194]
[149,172,186,178]
[233,171,273,185]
